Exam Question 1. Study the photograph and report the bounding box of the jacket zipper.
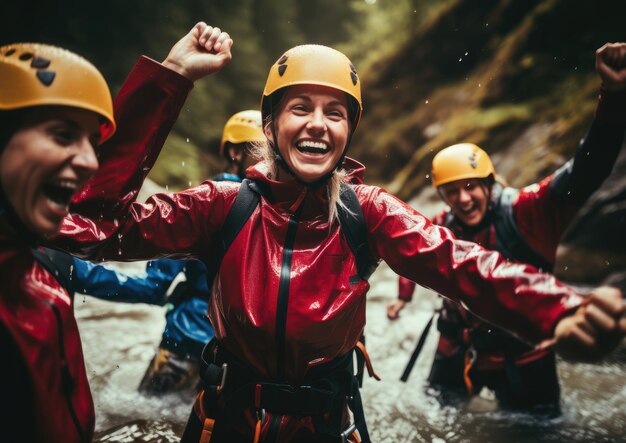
[275,205,303,381]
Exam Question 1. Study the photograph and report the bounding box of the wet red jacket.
[398,89,626,367]
[50,58,590,440]
[0,233,94,442]
[54,57,586,382]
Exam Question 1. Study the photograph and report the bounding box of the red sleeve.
[513,178,574,264]
[397,209,448,301]
[361,186,583,344]
[53,57,236,262]
[398,276,416,301]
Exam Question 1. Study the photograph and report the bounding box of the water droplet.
[464,52,468,56]
[458,57,462,62]
[188,181,192,186]
[425,174,430,179]
[186,138,189,143]
[564,266,568,271]
[182,161,185,167]
[165,185,169,191]
[425,100,429,104]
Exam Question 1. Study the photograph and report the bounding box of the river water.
[76,259,626,443]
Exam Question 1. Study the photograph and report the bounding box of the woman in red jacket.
[55,24,626,443]
[0,25,232,442]
[0,42,115,442]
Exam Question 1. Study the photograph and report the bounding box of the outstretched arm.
[72,258,187,305]
[386,277,414,320]
[362,185,625,360]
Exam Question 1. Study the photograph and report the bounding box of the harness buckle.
[217,363,228,392]
[256,407,266,425]
[340,422,357,443]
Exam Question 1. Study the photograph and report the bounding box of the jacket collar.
[245,157,366,219]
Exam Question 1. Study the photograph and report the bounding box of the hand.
[162,22,233,81]
[553,286,626,361]
[596,42,626,92]
[387,299,407,320]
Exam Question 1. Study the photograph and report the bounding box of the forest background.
[3,0,625,284]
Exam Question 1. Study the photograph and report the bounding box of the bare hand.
[162,22,233,81]
[553,286,626,361]
[596,43,626,91]
[387,299,407,320]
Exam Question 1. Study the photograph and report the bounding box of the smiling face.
[439,178,490,226]
[1,106,100,238]
[265,84,350,183]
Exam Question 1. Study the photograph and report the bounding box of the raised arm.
[361,185,625,359]
[53,24,234,261]
[551,43,626,203]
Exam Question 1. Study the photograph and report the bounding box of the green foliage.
[3,0,623,197]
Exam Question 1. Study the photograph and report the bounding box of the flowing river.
[77,259,625,443]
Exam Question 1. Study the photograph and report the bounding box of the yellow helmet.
[431,143,496,187]
[0,43,116,142]
[261,44,362,130]
[219,110,264,157]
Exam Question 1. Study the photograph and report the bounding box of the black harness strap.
[337,183,379,281]
[201,340,369,442]
[31,248,75,298]
[491,185,553,272]
[198,179,378,442]
[208,179,378,286]
[205,179,262,286]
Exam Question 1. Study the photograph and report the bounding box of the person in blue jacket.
[137,110,265,393]
[40,247,209,392]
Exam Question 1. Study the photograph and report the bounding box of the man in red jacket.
[388,42,626,413]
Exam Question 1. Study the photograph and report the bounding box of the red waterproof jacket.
[54,57,586,437]
[0,233,94,442]
[398,88,626,367]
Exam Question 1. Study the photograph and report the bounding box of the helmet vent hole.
[470,161,477,169]
[278,64,287,76]
[278,55,288,65]
[31,56,51,69]
[5,49,16,56]
[36,70,56,86]
[350,72,358,86]
[19,52,33,61]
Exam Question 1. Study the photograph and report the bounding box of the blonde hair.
[250,139,350,225]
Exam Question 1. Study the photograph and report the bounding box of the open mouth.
[42,180,78,210]
[296,140,330,155]
[457,205,479,218]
